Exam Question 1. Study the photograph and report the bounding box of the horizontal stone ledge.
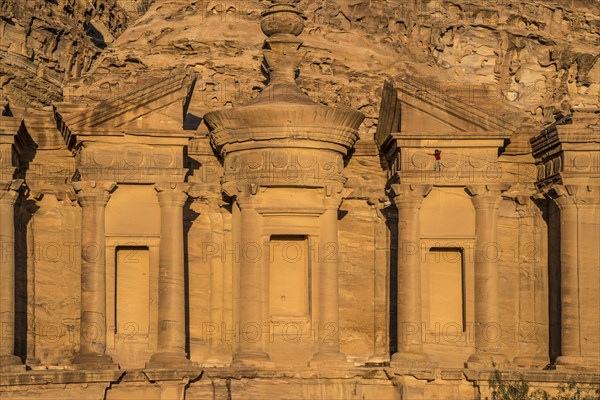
[0,370,124,386]
[203,366,391,380]
[465,369,600,384]
[2,367,598,387]
[143,369,202,382]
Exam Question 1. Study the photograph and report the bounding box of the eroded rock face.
[57,0,599,127]
[3,1,598,123]
[0,0,130,108]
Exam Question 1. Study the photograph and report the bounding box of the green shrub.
[487,370,600,400]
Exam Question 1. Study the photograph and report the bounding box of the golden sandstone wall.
[0,0,599,399]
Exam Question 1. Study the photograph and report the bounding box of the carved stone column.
[466,185,508,366]
[147,182,195,368]
[390,183,434,367]
[234,191,272,366]
[0,180,24,370]
[511,195,549,367]
[550,184,600,368]
[71,181,116,367]
[310,185,348,366]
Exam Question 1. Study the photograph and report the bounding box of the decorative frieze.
[221,148,345,188]
[76,143,186,183]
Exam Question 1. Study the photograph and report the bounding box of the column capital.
[0,180,23,206]
[222,181,260,199]
[503,191,537,217]
[187,182,220,202]
[466,184,509,210]
[323,183,351,209]
[72,181,116,207]
[547,184,600,208]
[222,181,261,210]
[465,184,509,197]
[390,183,431,209]
[155,182,190,208]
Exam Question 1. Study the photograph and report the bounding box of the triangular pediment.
[56,73,196,134]
[375,77,520,149]
[400,100,462,133]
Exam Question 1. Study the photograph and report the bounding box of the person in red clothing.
[432,149,442,171]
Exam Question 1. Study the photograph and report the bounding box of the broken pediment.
[55,73,196,138]
[375,77,521,152]
[375,78,524,185]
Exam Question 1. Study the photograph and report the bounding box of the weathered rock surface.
[0,0,130,107]
[58,0,599,126]
[3,0,598,123]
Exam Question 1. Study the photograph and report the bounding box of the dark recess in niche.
[84,21,107,49]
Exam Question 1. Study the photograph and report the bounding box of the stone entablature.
[218,146,346,190]
[205,105,363,190]
[376,80,518,187]
[386,132,510,185]
[53,73,196,184]
[531,112,600,188]
[0,115,24,183]
[70,142,189,183]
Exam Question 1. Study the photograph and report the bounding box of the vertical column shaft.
[559,202,580,356]
[310,186,347,366]
[149,182,192,366]
[467,185,507,364]
[551,184,600,368]
[235,194,270,364]
[0,180,22,367]
[397,201,423,353]
[316,205,342,355]
[513,195,548,366]
[532,204,550,360]
[239,206,264,354]
[551,187,580,361]
[72,181,115,364]
[390,184,431,365]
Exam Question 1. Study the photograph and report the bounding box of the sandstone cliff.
[54,0,599,129]
[0,0,135,108]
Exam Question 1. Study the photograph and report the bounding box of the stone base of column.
[465,352,509,369]
[71,352,119,370]
[555,355,600,371]
[512,355,550,368]
[390,352,437,369]
[309,351,352,368]
[146,351,198,370]
[0,355,25,372]
[232,351,274,368]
